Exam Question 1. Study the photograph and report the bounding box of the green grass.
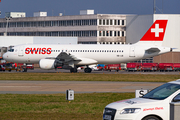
[0,93,134,120]
[0,72,179,119]
[0,72,180,82]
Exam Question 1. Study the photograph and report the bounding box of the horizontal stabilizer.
[171,48,177,52]
[145,48,160,54]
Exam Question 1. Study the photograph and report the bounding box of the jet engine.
[39,59,64,70]
[39,59,55,69]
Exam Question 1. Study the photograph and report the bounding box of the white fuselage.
[3,44,170,66]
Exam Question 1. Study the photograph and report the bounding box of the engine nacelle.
[39,59,55,70]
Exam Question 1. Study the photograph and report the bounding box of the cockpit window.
[8,49,14,52]
[142,83,180,100]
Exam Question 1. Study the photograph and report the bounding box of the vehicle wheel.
[142,116,160,120]
[9,69,11,72]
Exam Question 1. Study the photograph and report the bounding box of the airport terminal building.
[0,10,126,44]
[0,10,180,63]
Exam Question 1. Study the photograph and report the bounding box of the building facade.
[0,13,126,44]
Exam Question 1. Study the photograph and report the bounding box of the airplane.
[3,17,171,73]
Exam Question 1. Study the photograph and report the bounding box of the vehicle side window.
[172,93,180,102]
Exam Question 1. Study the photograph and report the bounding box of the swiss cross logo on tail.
[140,20,168,41]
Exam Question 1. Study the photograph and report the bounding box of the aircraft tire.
[84,68,92,73]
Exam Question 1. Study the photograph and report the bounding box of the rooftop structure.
[5,12,26,18]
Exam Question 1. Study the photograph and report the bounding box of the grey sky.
[0,0,180,18]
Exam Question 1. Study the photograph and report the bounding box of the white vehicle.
[3,16,171,73]
[103,80,180,120]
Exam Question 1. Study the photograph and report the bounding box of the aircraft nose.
[2,53,8,60]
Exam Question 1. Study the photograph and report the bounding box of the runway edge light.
[66,89,74,102]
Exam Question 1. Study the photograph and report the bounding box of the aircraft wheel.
[84,68,92,73]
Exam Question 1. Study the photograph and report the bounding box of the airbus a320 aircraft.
[3,17,171,73]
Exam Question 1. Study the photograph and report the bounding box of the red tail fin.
[140,20,168,41]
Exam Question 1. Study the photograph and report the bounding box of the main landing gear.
[84,66,92,73]
[69,66,92,73]
[23,63,27,72]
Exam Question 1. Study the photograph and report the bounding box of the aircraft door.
[129,46,135,57]
[18,46,24,57]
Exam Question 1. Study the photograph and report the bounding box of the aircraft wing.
[45,52,97,67]
[56,52,81,62]
[145,48,160,54]
[45,52,81,61]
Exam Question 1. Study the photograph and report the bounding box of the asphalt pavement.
[0,80,164,94]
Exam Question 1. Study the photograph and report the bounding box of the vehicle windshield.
[142,83,180,100]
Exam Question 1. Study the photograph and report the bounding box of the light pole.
[5,17,12,36]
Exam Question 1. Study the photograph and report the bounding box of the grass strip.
[0,93,134,120]
[0,73,180,82]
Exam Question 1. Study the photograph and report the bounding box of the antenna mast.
[153,0,156,14]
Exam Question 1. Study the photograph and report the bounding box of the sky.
[0,0,180,18]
